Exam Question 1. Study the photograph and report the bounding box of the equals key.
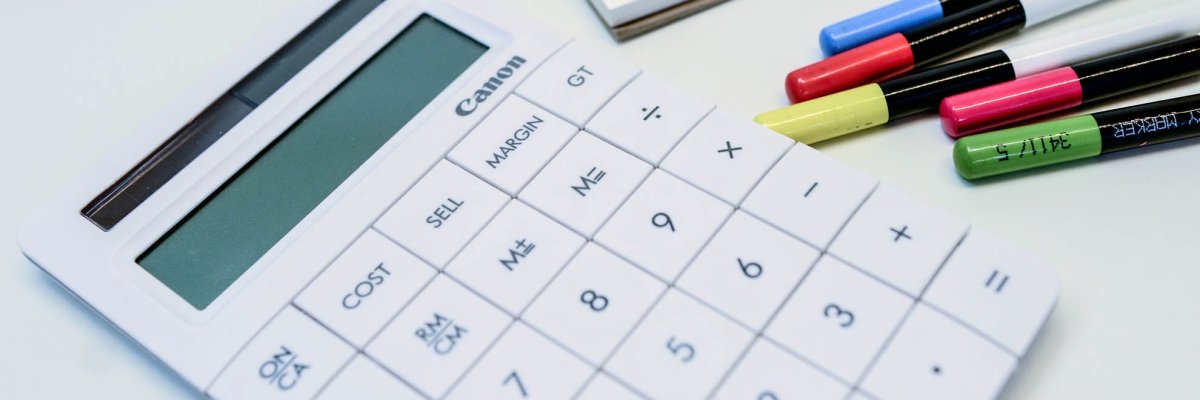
[985,269,1008,293]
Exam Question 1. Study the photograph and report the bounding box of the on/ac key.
[427,198,465,228]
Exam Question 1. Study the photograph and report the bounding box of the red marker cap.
[785,33,915,104]
[940,67,1085,138]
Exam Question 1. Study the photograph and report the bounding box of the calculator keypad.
[367,277,511,398]
[443,201,585,315]
[576,373,644,400]
[374,160,509,268]
[515,42,639,126]
[316,356,423,400]
[214,40,1056,400]
[675,211,820,330]
[594,170,732,281]
[519,132,651,236]
[521,244,665,364]
[741,144,878,249]
[295,230,435,347]
[209,307,354,399]
[765,256,913,382]
[714,339,850,400]
[606,290,753,399]
[859,304,1017,399]
[922,230,1059,354]
[447,323,593,399]
[586,75,714,164]
[660,109,793,205]
[830,184,970,297]
[447,96,577,196]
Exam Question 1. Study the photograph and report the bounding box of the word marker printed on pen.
[757,4,1200,144]
[953,94,1200,179]
[786,0,1101,104]
[818,0,989,56]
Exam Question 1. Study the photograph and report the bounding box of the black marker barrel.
[905,0,1026,67]
[784,0,1099,103]
[1075,36,1200,103]
[1096,94,1200,153]
[941,0,985,15]
[879,50,1016,119]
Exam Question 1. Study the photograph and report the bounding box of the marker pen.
[785,0,1100,104]
[819,0,989,56]
[953,93,1200,180]
[942,35,1200,138]
[755,4,1200,144]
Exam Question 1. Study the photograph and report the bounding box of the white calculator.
[17,0,1059,398]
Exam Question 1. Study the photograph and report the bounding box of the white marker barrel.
[1005,2,1200,77]
[1019,0,1104,27]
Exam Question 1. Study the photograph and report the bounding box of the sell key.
[375,160,509,267]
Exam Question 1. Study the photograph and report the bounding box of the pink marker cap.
[940,67,1085,138]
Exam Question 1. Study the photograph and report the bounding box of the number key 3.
[765,257,911,382]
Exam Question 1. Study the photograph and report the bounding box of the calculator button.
[594,170,732,281]
[367,277,511,398]
[923,230,1059,355]
[765,256,912,382]
[829,184,969,297]
[316,355,424,400]
[295,230,436,347]
[586,75,715,164]
[522,244,665,364]
[860,304,1017,400]
[448,96,577,195]
[374,160,510,268]
[849,391,879,400]
[675,211,820,330]
[516,41,640,126]
[714,339,850,400]
[606,289,754,399]
[660,109,792,204]
[742,144,878,249]
[445,201,586,314]
[209,307,354,400]
[520,132,651,236]
[576,373,645,400]
[447,323,593,399]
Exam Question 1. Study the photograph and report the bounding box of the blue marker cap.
[819,0,945,56]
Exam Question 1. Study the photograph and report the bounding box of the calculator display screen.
[137,15,487,310]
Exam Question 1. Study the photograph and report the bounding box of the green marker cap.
[953,115,1103,180]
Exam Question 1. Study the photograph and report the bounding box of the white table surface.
[2,0,1198,398]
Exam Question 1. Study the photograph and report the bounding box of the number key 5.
[606,290,753,399]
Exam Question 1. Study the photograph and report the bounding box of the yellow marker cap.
[754,84,890,144]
